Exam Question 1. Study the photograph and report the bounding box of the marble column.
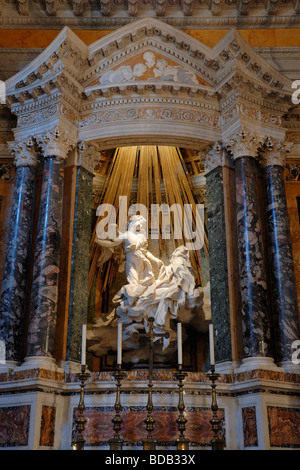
[225,128,275,370]
[261,138,300,371]
[65,142,96,367]
[205,143,233,369]
[0,138,37,365]
[25,128,74,365]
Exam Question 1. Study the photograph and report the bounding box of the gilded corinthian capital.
[8,136,38,167]
[77,141,101,174]
[224,127,262,160]
[204,141,225,173]
[36,126,76,159]
[259,136,293,167]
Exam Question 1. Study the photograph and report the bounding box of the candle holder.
[143,317,157,450]
[72,364,90,451]
[109,364,127,450]
[143,317,170,451]
[206,364,224,451]
[173,365,189,450]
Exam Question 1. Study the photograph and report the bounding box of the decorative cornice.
[36,126,76,159]
[8,136,38,167]
[0,5,299,29]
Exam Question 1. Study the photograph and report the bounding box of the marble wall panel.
[268,406,300,448]
[242,406,258,447]
[40,405,56,447]
[0,405,30,447]
[72,406,225,447]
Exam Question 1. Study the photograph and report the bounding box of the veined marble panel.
[0,405,30,447]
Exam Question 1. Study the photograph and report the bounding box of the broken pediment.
[3,18,296,146]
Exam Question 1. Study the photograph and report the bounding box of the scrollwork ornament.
[8,136,38,168]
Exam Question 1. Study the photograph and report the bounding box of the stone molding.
[0,1,300,29]
[8,136,38,167]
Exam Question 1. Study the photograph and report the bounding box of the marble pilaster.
[25,128,74,362]
[260,138,300,370]
[205,143,233,367]
[66,142,96,364]
[0,137,37,364]
[225,129,272,365]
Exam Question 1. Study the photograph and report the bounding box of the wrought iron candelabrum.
[206,364,224,450]
[173,365,190,450]
[109,365,127,450]
[72,364,90,451]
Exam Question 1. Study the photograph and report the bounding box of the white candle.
[117,322,122,365]
[209,324,215,366]
[81,324,87,366]
[177,322,182,365]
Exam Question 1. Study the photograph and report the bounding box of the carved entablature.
[1,0,300,29]
[3,18,297,149]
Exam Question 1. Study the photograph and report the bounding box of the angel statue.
[87,215,211,363]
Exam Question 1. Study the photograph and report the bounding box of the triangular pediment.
[85,47,213,90]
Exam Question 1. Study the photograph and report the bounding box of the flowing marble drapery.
[26,128,74,360]
[0,138,37,363]
[261,138,300,367]
[225,129,271,359]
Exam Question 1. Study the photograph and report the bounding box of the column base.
[279,361,300,374]
[215,361,239,374]
[18,356,58,371]
[234,356,285,373]
[0,360,19,372]
[63,360,84,375]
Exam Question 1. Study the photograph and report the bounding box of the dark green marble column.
[205,144,234,369]
[66,148,95,364]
